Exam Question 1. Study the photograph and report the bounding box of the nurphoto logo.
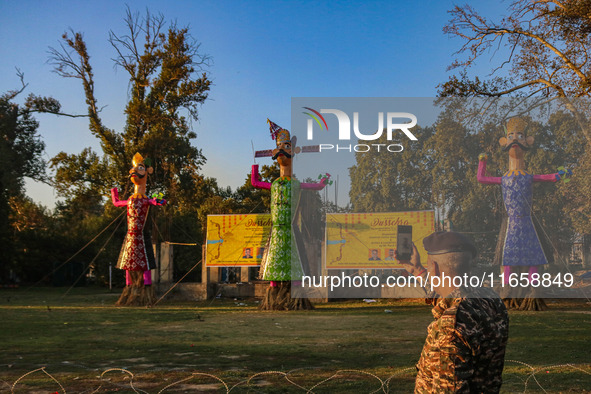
[303,107,418,153]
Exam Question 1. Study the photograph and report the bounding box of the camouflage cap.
[423,231,477,257]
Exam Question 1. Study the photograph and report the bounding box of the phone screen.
[397,225,413,261]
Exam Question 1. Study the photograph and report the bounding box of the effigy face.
[129,162,148,187]
[273,137,293,168]
[129,152,153,188]
[498,117,535,160]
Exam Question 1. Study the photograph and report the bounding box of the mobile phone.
[397,225,413,261]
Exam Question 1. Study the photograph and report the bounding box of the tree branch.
[486,27,587,81]
[4,68,29,100]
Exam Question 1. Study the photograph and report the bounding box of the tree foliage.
[0,73,51,282]
[48,8,212,207]
[349,127,434,213]
[441,1,591,101]
[0,74,48,196]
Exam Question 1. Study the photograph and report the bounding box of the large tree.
[441,1,591,103]
[48,8,211,207]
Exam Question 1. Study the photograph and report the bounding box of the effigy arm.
[533,173,559,183]
[477,155,502,185]
[300,182,325,190]
[547,166,573,182]
[111,188,128,207]
[301,172,331,190]
[251,164,272,190]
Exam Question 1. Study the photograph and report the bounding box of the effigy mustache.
[129,171,146,179]
[503,141,529,152]
[272,149,292,160]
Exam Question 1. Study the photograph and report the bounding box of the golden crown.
[506,117,527,135]
[276,129,291,145]
[132,152,144,167]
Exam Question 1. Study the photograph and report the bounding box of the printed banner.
[206,214,271,267]
[325,211,435,269]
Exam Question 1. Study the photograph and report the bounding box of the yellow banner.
[325,211,435,269]
[206,214,271,267]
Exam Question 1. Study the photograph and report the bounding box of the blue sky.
[0,1,507,207]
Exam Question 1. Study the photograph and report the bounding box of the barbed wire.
[6,360,590,393]
[10,367,66,393]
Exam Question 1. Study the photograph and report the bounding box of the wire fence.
[3,360,590,393]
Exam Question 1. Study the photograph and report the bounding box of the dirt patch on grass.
[120,357,148,362]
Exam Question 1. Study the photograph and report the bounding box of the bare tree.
[440,0,591,140]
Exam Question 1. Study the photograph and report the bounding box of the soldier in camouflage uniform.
[397,231,509,393]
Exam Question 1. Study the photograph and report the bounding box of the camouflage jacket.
[415,287,509,393]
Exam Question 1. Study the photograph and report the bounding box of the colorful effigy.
[477,117,569,309]
[111,152,166,306]
[251,120,329,310]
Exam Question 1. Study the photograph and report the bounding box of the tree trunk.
[259,281,314,311]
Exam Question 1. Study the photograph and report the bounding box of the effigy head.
[129,152,153,186]
[268,119,295,167]
[499,117,535,159]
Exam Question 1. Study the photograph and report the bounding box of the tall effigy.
[477,117,569,310]
[111,153,166,306]
[251,120,329,310]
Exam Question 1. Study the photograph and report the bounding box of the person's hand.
[478,153,488,161]
[395,243,425,276]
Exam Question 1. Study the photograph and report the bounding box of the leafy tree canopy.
[48,7,212,209]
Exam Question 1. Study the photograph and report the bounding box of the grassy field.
[0,287,590,393]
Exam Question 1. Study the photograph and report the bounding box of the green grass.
[0,287,590,393]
